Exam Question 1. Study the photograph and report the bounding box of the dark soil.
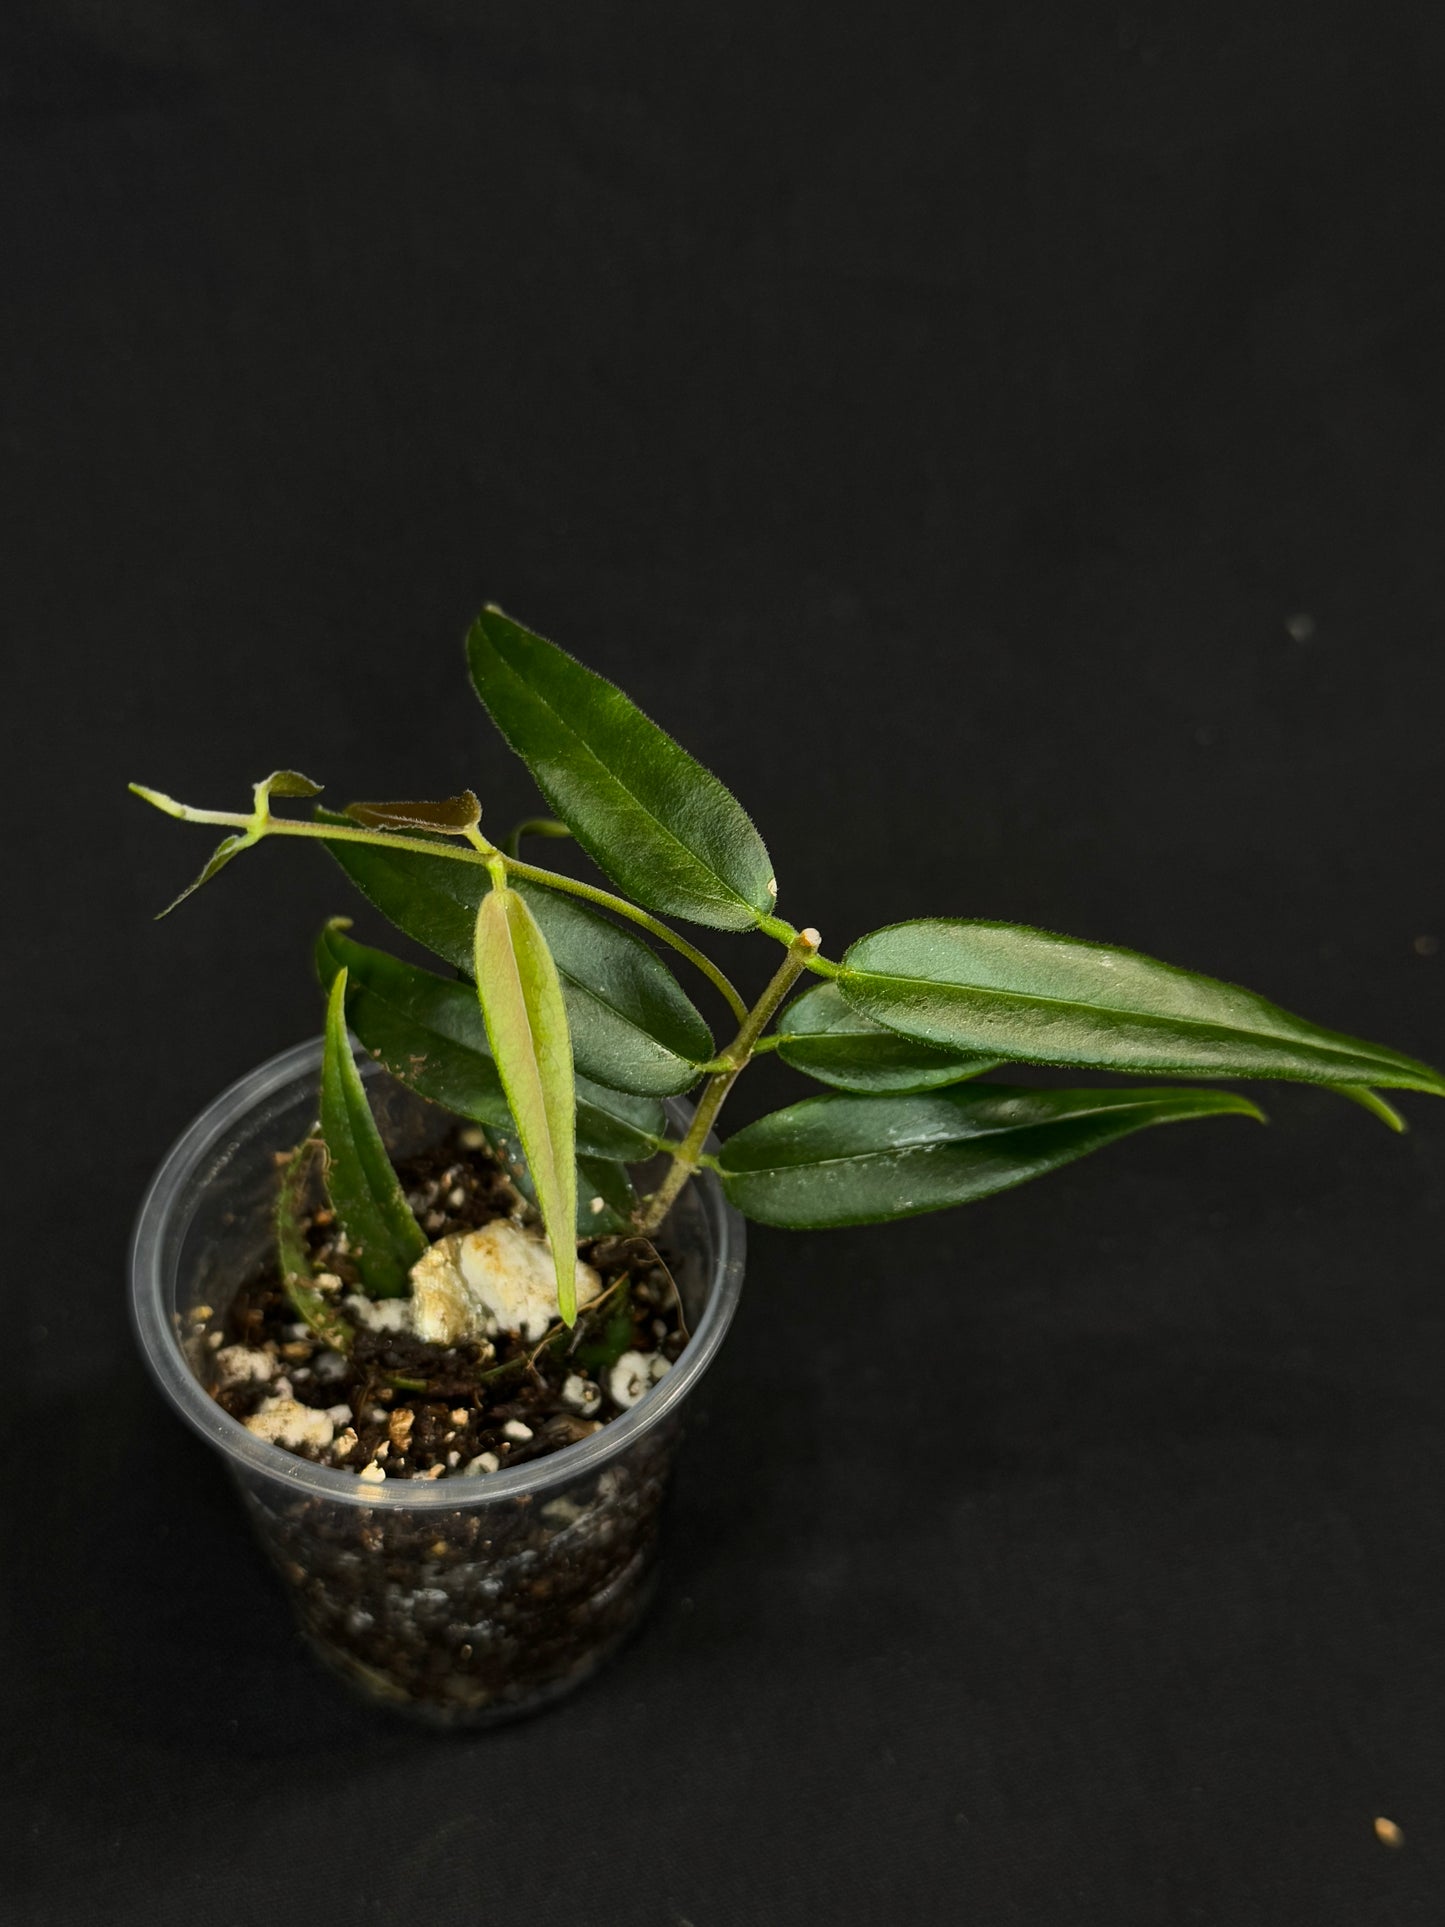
[199,1124,689,1484]
[189,1124,692,1722]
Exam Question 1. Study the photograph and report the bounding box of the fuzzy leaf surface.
[319,970,429,1296]
[466,606,775,930]
[774,982,999,1093]
[319,825,713,1095]
[472,885,579,1321]
[316,923,664,1160]
[839,921,1445,1094]
[718,1084,1264,1229]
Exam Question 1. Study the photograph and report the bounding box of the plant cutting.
[130,605,1444,1723]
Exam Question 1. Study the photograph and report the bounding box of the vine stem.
[129,786,748,1023]
[637,927,820,1234]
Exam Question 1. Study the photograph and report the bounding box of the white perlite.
[409,1221,602,1344]
[343,1294,410,1334]
[243,1396,335,1450]
[607,1350,671,1410]
[561,1372,602,1416]
[215,1345,274,1386]
[464,1452,501,1476]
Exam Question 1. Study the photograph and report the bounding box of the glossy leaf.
[316,922,665,1161]
[718,1084,1265,1229]
[319,970,428,1296]
[466,606,776,930]
[774,982,1000,1094]
[472,884,577,1322]
[344,792,481,835]
[483,1127,637,1236]
[319,824,713,1095]
[839,921,1445,1095]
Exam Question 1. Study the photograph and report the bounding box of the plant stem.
[500,853,748,1022]
[637,927,821,1233]
[130,786,748,1023]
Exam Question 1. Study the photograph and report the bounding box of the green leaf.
[318,824,713,1095]
[1334,1085,1408,1132]
[319,970,429,1296]
[482,1128,637,1236]
[255,769,323,808]
[472,884,578,1323]
[838,921,1445,1095]
[154,831,253,916]
[718,1084,1265,1229]
[316,922,665,1161]
[774,982,1000,1094]
[343,792,481,835]
[466,606,776,930]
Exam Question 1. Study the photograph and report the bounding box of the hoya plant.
[133,607,1444,1347]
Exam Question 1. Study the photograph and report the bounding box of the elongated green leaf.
[154,831,252,916]
[318,824,713,1095]
[466,606,776,930]
[473,885,578,1322]
[1335,1085,1408,1132]
[718,1084,1264,1229]
[316,922,665,1160]
[774,982,1000,1094]
[344,792,481,834]
[838,921,1445,1095]
[319,970,429,1296]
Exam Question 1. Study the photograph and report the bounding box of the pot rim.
[129,1038,747,1509]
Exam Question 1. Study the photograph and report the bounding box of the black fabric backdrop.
[5,4,1445,1922]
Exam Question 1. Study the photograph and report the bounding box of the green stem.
[637,928,821,1234]
[130,786,749,1024]
[501,853,749,1022]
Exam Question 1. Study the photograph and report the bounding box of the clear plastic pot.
[129,1040,745,1726]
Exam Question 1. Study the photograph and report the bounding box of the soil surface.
[196,1125,689,1484]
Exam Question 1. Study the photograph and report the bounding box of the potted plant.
[130,606,1443,1725]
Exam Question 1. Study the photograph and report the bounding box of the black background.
[6,4,1445,1922]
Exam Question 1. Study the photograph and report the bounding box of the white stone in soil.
[342,1294,410,1333]
[607,1351,672,1410]
[409,1221,601,1344]
[243,1396,335,1450]
[463,1452,501,1476]
[214,1345,275,1386]
[561,1372,602,1415]
[357,1460,386,1483]
[502,1419,533,1441]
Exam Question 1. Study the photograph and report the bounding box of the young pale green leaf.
[318,825,714,1095]
[343,793,481,835]
[466,606,776,930]
[319,970,429,1296]
[838,921,1445,1096]
[717,1084,1265,1229]
[773,982,1000,1094]
[316,922,665,1161]
[472,885,579,1323]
